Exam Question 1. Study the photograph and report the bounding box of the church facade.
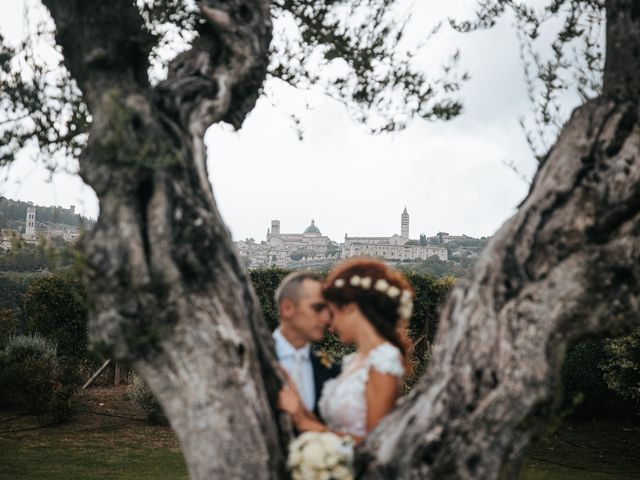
[343,208,448,261]
[236,219,337,268]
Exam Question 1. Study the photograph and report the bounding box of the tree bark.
[358,1,640,478]
[41,1,288,479]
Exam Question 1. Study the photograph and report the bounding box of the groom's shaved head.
[276,271,329,345]
[275,271,323,306]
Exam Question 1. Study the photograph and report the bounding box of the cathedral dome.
[304,220,321,235]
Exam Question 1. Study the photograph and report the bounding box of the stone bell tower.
[401,206,409,240]
[25,206,36,238]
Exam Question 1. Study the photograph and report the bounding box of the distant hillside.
[0,196,95,230]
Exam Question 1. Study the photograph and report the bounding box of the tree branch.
[603,0,640,99]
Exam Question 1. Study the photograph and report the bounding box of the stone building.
[236,219,338,268]
[343,208,448,262]
[265,219,333,259]
[24,206,36,239]
[20,205,82,244]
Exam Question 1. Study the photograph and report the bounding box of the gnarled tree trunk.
[39,0,640,479]
[41,1,288,479]
[359,0,640,477]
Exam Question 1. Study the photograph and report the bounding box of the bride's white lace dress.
[318,342,404,438]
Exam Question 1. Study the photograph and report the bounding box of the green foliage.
[404,273,454,344]
[601,328,640,408]
[0,3,90,169]
[0,1,468,172]
[561,337,613,417]
[0,271,42,311]
[249,268,291,331]
[400,257,470,279]
[126,372,167,425]
[0,334,75,422]
[0,308,17,345]
[0,242,76,272]
[0,197,94,228]
[23,271,89,361]
[452,1,605,158]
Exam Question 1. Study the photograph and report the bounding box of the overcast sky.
[1,1,576,243]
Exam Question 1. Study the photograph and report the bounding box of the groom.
[273,271,340,416]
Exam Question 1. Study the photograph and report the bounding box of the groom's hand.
[278,382,304,418]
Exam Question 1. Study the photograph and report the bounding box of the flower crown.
[333,275,413,320]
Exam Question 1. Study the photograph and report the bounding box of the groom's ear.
[280,298,295,319]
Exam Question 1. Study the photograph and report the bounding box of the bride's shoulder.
[367,342,404,377]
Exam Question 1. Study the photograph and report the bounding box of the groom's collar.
[273,327,311,360]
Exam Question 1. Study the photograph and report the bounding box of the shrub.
[23,271,89,361]
[0,308,17,345]
[127,372,167,425]
[601,328,640,408]
[560,337,617,417]
[249,268,290,331]
[0,334,76,422]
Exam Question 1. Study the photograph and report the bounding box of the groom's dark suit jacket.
[310,350,341,418]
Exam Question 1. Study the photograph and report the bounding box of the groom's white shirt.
[273,327,316,411]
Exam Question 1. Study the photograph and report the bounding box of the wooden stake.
[82,359,111,391]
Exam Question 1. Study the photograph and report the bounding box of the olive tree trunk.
[359,0,640,477]
[41,1,288,479]
[39,0,640,479]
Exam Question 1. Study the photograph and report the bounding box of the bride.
[278,258,413,442]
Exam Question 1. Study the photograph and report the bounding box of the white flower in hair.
[374,279,389,292]
[349,275,362,286]
[360,277,372,289]
[398,304,413,320]
[387,286,401,298]
[401,290,412,302]
[334,278,345,288]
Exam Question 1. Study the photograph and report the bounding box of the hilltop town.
[0,197,94,251]
[0,198,487,276]
[235,207,487,272]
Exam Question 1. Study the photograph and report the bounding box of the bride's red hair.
[323,258,413,372]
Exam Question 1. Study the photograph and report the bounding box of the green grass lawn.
[1,387,639,479]
[0,441,187,480]
[0,387,187,480]
[521,418,640,480]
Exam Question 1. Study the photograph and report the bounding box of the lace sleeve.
[367,343,404,378]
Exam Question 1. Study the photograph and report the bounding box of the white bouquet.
[287,431,355,480]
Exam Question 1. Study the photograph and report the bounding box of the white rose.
[319,432,341,451]
[325,452,339,468]
[288,449,303,468]
[349,275,362,286]
[331,465,353,480]
[360,276,372,289]
[295,466,315,480]
[334,278,345,288]
[318,471,331,480]
[302,442,326,468]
